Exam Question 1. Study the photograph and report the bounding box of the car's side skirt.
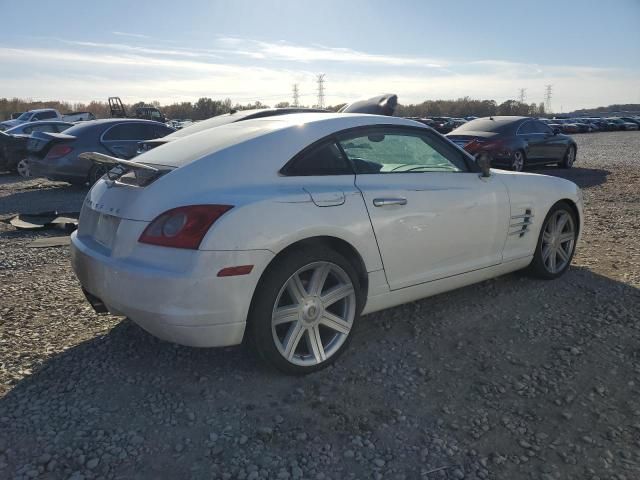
[361,256,532,315]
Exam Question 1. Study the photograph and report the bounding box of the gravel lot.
[1,131,639,480]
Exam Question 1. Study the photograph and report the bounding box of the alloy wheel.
[511,151,524,172]
[541,210,576,274]
[271,261,356,367]
[17,159,30,178]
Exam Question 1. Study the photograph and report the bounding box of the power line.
[316,74,326,109]
[544,85,553,113]
[292,83,300,107]
[518,88,527,103]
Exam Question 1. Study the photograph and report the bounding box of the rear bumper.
[29,155,88,183]
[70,231,275,347]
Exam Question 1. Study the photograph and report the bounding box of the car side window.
[37,111,57,120]
[534,121,552,134]
[518,121,537,135]
[104,123,158,141]
[154,125,175,137]
[338,129,468,174]
[284,142,353,176]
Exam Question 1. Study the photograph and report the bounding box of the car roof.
[26,108,58,113]
[166,107,328,139]
[140,113,424,169]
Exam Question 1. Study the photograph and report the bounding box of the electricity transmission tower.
[518,88,527,103]
[316,74,326,109]
[544,85,553,113]
[292,83,300,107]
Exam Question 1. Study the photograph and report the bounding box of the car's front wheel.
[249,247,362,374]
[527,201,578,279]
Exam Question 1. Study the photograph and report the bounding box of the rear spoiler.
[79,152,170,187]
[78,152,159,172]
[339,94,398,116]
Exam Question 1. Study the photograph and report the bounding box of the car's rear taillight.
[46,144,73,160]
[139,205,233,249]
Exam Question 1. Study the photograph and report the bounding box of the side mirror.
[476,153,491,178]
[553,128,560,135]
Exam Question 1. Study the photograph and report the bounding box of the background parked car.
[608,117,638,130]
[0,109,94,131]
[618,117,640,129]
[428,117,455,134]
[447,116,577,171]
[28,119,175,185]
[2,121,75,177]
[4,120,74,136]
[0,131,26,173]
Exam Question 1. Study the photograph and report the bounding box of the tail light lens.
[46,144,73,160]
[139,205,233,249]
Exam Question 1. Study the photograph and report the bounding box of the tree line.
[3,95,638,122]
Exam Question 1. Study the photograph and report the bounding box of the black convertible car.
[446,116,577,171]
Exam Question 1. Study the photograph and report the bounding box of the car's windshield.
[17,112,32,121]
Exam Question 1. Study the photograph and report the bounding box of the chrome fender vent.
[509,209,534,237]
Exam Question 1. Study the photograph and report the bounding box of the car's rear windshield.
[454,118,514,133]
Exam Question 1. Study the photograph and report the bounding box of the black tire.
[560,145,576,169]
[526,201,578,280]
[511,150,526,172]
[88,164,110,186]
[248,246,363,375]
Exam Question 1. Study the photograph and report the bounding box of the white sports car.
[71,113,583,374]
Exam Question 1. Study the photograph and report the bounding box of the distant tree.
[275,101,290,108]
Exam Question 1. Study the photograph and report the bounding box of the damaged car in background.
[27,119,174,185]
[70,112,583,374]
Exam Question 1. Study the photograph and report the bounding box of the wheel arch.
[244,235,370,346]
[558,198,581,237]
[261,235,369,299]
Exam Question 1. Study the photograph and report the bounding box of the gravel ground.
[0,131,639,480]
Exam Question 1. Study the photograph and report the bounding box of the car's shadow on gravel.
[527,165,610,189]
[0,183,87,216]
[1,265,639,478]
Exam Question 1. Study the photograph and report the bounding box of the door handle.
[373,198,407,207]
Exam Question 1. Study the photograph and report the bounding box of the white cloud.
[0,37,638,111]
[112,31,150,39]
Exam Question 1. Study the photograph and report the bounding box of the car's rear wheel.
[527,201,577,279]
[249,247,362,374]
[88,164,109,185]
[511,150,525,172]
[16,158,30,178]
[561,145,576,169]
